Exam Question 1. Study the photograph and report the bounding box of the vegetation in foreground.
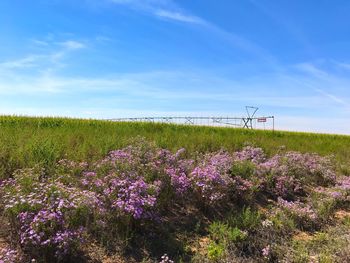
[1,135,350,262]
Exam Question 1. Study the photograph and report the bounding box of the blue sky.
[1,0,350,134]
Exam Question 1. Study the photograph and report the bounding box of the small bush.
[209,222,247,245]
[228,207,261,231]
[207,242,225,261]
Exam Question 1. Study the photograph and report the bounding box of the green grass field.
[0,115,349,180]
[1,115,350,262]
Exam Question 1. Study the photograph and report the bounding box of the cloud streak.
[0,55,42,69]
[314,88,348,107]
[60,40,86,50]
[294,61,350,108]
[0,38,86,71]
[154,9,204,24]
[109,0,203,24]
[107,0,280,67]
[1,60,349,110]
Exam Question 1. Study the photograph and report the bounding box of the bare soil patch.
[334,209,350,221]
[292,231,313,242]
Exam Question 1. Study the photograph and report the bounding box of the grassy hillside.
[0,115,349,179]
[1,116,350,263]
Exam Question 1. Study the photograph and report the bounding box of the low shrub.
[207,241,225,261]
[208,222,247,245]
[0,169,99,261]
[0,139,344,262]
[228,207,261,231]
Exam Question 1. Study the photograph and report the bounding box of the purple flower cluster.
[0,141,341,261]
[95,144,193,197]
[261,245,271,258]
[0,170,100,260]
[232,176,254,193]
[80,172,161,219]
[313,186,346,201]
[165,167,191,194]
[277,152,336,185]
[311,176,350,205]
[256,151,337,199]
[337,176,350,191]
[161,148,193,194]
[234,146,266,164]
[274,175,303,199]
[97,149,133,168]
[0,248,21,263]
[108,176,161,219]
[190,151,232,202]
[18,211,85,257]
[277,197,317,220]
[258,152,335,179]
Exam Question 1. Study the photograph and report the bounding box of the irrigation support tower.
[109,106,275,131]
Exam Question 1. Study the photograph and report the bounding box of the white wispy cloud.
[154,9,204,24]
[314,88,348,106]
[107,0,279,66]
[0,38,86,72]
[0,61,348,110]
[0,55,42,69]
[59,40,86,50]
[295,62,330,79]
[31,39,50,46]
[95,35,113,42]
[294,61,350,108]
[109,0,202,24]
[335,61,350,71]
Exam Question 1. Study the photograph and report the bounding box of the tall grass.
[0,115,349,179]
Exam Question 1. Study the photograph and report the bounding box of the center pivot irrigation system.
[109,106,275,131]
